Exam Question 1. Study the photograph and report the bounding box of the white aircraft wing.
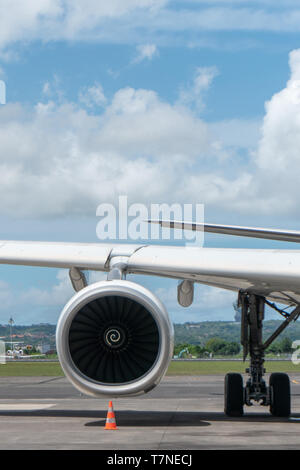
[0,240,115,270]
[128,245,300,305]
[0,235,300,305]
[148,220,300,243]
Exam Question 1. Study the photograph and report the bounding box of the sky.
[1,0,300,324]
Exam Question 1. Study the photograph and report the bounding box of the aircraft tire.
[269,373,290,417]
[224,373,244,417]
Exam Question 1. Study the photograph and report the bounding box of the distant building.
[37,343,50,354]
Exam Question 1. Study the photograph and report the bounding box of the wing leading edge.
[148,220,300,244]
[0,239,300,305]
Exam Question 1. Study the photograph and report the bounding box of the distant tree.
[205,338,228,355]
[279,337,292,353]
[223,342,240,355]
[188,344,207,358]
[266,341,281,354]
[205,338,240,356]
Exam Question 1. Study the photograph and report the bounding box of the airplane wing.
[0,240,114,270]
[148,220,300,243]
[0,234,300,305]
[5,225,296,412]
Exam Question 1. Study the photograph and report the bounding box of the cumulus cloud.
[256,49,300,173]
[179,48,300,216]
[0,85,224,217]
[242,49,300,215]
[1,49,300,220]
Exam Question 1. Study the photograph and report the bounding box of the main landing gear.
[224,292,300,417]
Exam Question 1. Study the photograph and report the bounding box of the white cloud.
[187,0,300,5]
[185,0,298,4]
[41,75,64,102]
[0,280,14,310]
[0,86,220,217]
[194,66,219,94]
[42,82,51,95]
[132,44,158,64]
[256,49,300,173]
[209,118,261,149]
[0,0,63,50]
[19,269,107,308]
[1,1,300,54]
[0,0,168,51]
[1,49,300,220]
[0,269,108,324]
[177,48,300,216]
[78,83,107,108]
[0,270,73,324]
[178,66,219,110]
[153,7,300,34]
[243,48,300,215]
[20,270,73,307]
[155,282,236,322]
[0,270,236,324]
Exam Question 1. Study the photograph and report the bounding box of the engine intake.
[56,280,173,397]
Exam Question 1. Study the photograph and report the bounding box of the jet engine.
[56,280,174,397]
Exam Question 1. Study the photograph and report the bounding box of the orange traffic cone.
[105,401,118,430]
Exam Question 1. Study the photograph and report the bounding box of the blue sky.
[1,0,300,324]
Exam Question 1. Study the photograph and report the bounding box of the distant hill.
[1,320,300,348]
[174,320,300,345]
[0,323,56,349]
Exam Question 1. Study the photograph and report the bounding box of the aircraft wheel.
[269,373,290,417]
[224,373,244,417]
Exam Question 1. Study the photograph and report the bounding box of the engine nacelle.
[56,280,174,397]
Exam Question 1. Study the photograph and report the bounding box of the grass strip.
[167,360,300,375]
[0,360,299,377]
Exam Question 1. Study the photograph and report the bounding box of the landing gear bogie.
[224,292,297,418]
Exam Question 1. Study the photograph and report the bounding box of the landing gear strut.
[224,292,300,417]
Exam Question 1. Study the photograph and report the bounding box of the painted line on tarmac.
[37,377,65,384]
[0,404,55,411]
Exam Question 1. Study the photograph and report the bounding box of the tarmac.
[0,374,300,450]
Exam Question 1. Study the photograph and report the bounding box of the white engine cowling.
[56,280,174,397]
